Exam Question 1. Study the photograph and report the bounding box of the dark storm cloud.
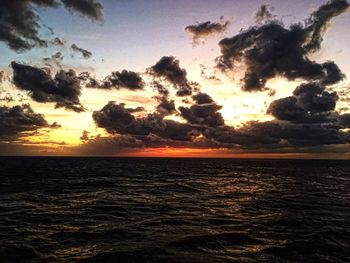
[11,62,85,112]
[216,0,349,91]
[0,104,48,140]
[93,101,197,141]
[185,17,230,46]
[0,0,103,52]
[71,44,93,59]
[267,82,338,123]
[147,56,197,96]
[255,4,275,23]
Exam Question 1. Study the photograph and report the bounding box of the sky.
[0,0,350,158]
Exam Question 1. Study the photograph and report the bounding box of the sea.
[0,157,349,262]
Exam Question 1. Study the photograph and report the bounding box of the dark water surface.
[0,157,349,262]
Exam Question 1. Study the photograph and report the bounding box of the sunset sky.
[0,0,349,158]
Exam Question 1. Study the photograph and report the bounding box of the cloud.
[179,93,225,127]
[43,52,64,65]
[0,94,15,103]
[0,104,49,141]
[93,101,198,141]
[80,130,93,142]
[150,81,170,98]
[79,70,145,90]
[61,0,103,21]
[156,98,176,116]
[11,62,85,112]
[267,82,338,123]
[52,37,65,46]
[71,44,93,59]
[77,134,145,156]
[255,4,275,23]
[185,17,230,46]
[90,76,350,152]
[99,70,145,90]
[0,0,103,52]
[147,56,198,96]
[0,71,4,83]
[216,0,349,91]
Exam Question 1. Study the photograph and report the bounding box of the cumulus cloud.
[91,78,350,152]
[185,17,230,46]
[0,0,103,52]
[0,104,49,141]
[216,0,348,91]
[147,56,198,96]
[93,101,198,141]
[179,93,225,127]
[267,82,338,123]
[11,62,85,112]
[63,1,350,154]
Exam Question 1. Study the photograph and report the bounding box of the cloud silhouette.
[0,0,103,52]
[61,0,103,21]
[216,0,348,91]
[80,70,145,90]
[0,104,49,140]
[179,93,225,127]
[71,44,93,59]
[11,62,85,112]
[255,4,275,23]
[267,82,338,123]
[93,101,197,141]
[147,56,198,96]
[185,17,230,46]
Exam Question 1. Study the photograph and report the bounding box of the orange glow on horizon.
[113,147,349,160]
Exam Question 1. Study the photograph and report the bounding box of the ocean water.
[0,157,349,263]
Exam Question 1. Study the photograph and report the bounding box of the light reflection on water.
[0,157,349,262]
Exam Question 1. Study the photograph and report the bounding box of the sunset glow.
[0,0,349,158]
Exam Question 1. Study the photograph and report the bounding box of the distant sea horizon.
[1,155,350,161]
